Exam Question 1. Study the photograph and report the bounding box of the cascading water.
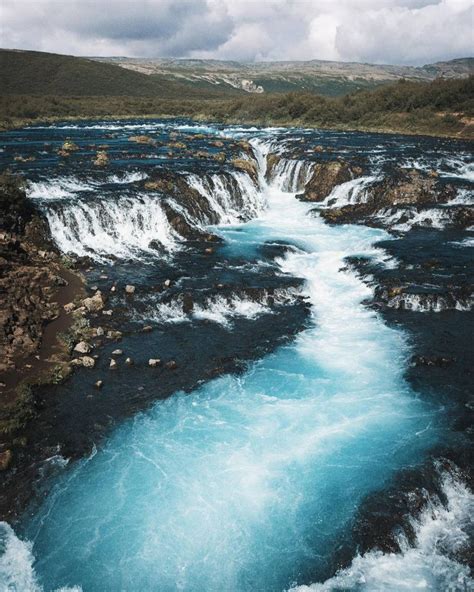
[319,175,378,207]
[185,170,262,225]
[43,194,178,260]
[3,135,465,592]
[269,158,314,193]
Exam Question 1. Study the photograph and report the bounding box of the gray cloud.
[1,0,472,64]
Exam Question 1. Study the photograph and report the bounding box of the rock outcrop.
[0,173,86,442]
[320,168,458,227]
[299,161,365,202]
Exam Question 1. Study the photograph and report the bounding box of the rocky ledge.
[298,160,365,203]
[291,158,472,231]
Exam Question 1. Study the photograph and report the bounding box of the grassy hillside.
[0,49,241,98]
[0,49,472,139]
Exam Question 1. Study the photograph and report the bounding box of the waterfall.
[44,194,178,260]
[269,158,314,193]
[319,176,378,207]
[184,171,263,225]
[33,168,264,260]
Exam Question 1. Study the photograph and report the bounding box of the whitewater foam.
[139,288,302,327]
[44,194,178,260]
[290,470,473,592]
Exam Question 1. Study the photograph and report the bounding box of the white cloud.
[1,0,472,64]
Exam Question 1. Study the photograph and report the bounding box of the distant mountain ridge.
[94,55,474,96]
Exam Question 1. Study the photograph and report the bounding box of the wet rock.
[142,325,153,333]
[320,167,456,227]
[451,207,474,229]
[14,155,36,163]
[213,152,226,163]
[73,341,92,354]
[144,179,172,192]
[106,330,122,340]
[62,141,79,152]
[125,285,136,294]
[93,151,109,167]
[0,450,13,471]
[81,356,96,368]
[413,355,455,367]
[82,291,105,313]
[300,161,364,202]
[72,356,96,368]
[148,358,161,367]
[231,158,258,181]
[164,279,171,288]
[182,293,194,314]
[165,360,178,370]
[128,135,155,145]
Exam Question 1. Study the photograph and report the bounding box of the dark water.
[0,120,472,591]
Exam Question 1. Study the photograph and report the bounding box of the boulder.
[73,341,92,354]
[109,359,117,370]
[165,360,178,370]
[93,151,109,167]
[128,135,155,145]
[95,380,103,389]
[112,349,123,356]
[82,291,105,312]
[148,358,161,367]
[62,141,79,152]
[125,285,136,294]
[72,356,96,368]
[106,330,122,340]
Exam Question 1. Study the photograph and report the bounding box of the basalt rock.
[320,168,457,227]
[231,158,258,182]
[82,291,105,313]
[265,154,282,181]
[93,151,109,167]
[0,172,35,234]
[128,135,156,145]
[299,161,365,202]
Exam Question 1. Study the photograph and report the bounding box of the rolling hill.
[0,49,243,98]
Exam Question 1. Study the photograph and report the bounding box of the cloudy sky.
[1,0,473,65]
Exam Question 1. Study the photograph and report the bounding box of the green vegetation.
[1,76,472,138]
[0,49,241,98]
[0,47,472,139]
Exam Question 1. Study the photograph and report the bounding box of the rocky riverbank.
[0,173,92,475]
